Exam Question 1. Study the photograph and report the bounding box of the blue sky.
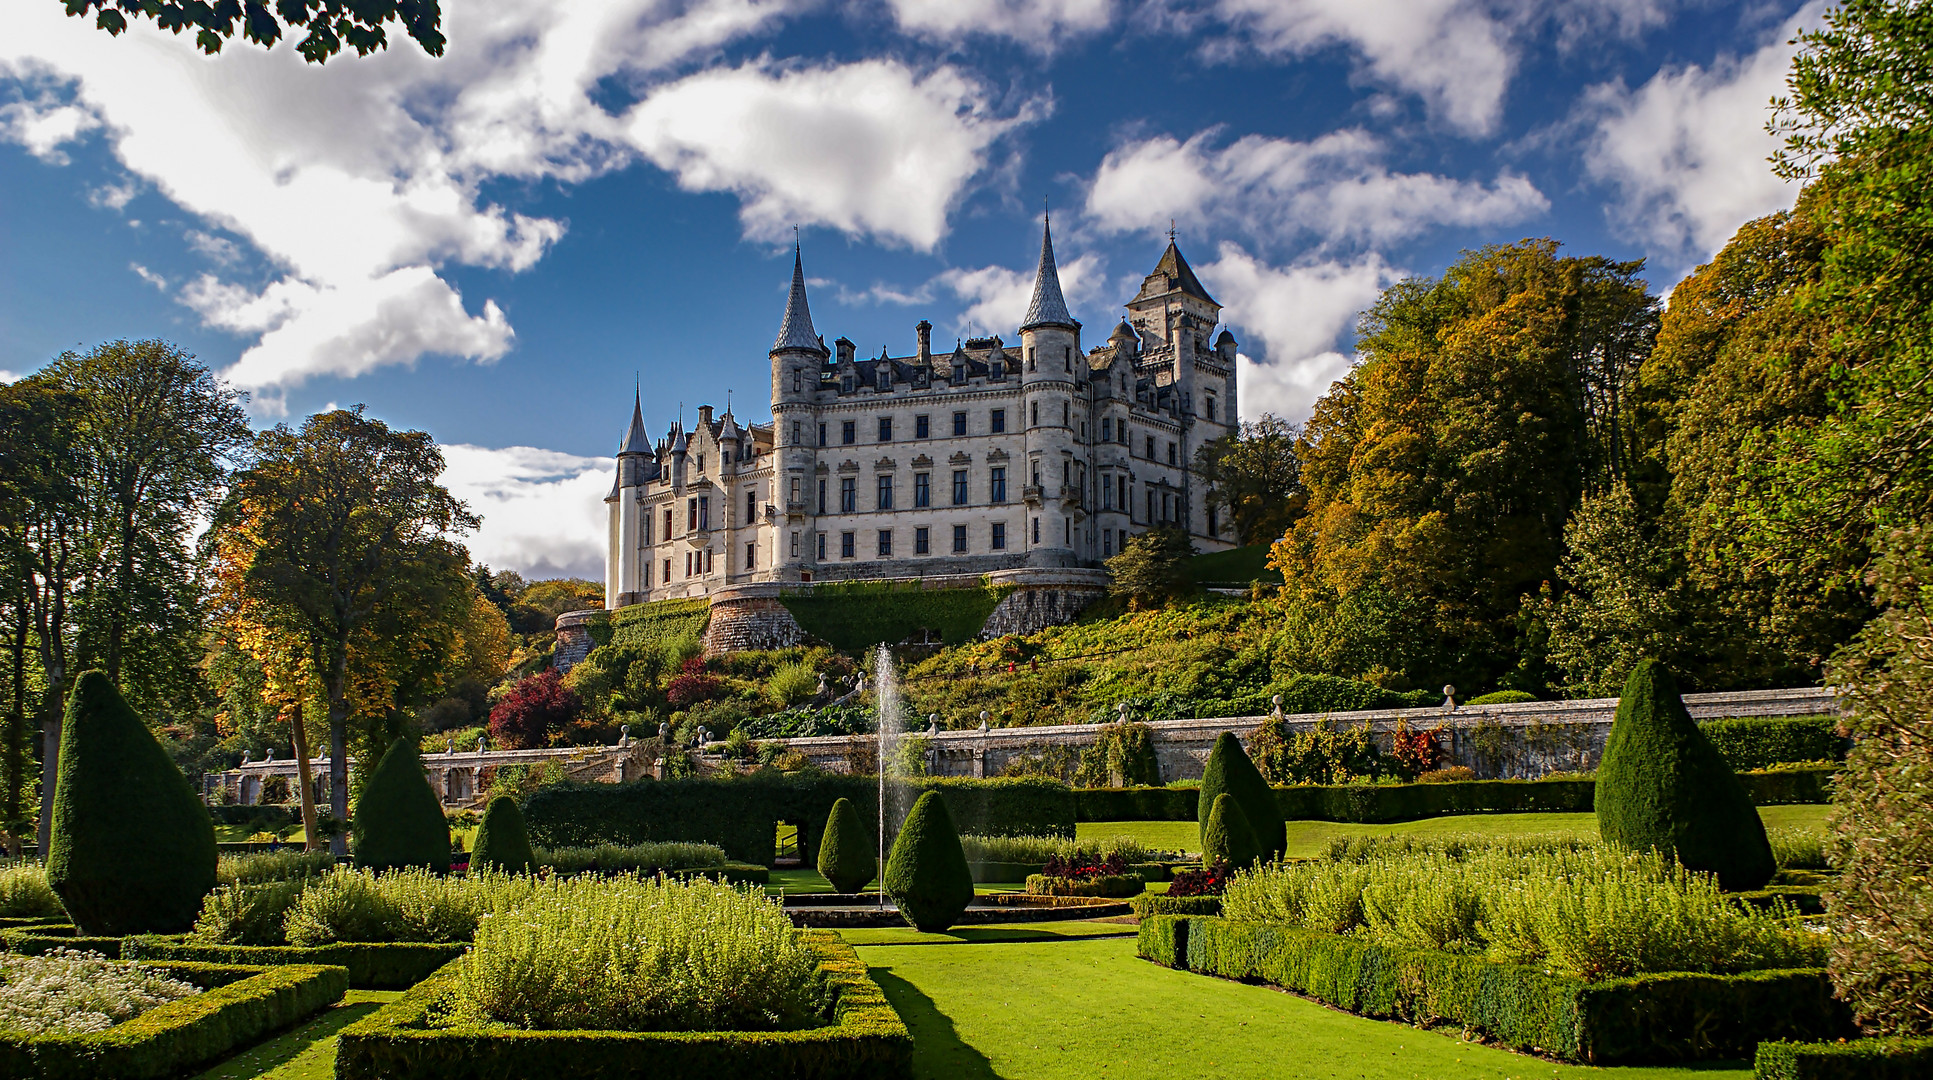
[0,0,1817,577]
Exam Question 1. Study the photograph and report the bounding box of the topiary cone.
[817,796,877,894]
[352,737,451,874]
[46,670,218,935]
[1200,732,1284,861]
[1203,792,1262,869]
[883,791,974,933]
[469,796,534,874]
[1597,659,1776,891]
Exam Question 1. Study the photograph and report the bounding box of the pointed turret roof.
[1139,240,1218,307]
[617,389,650,456]
[1020,214,1079,332]
[773,245,827,354]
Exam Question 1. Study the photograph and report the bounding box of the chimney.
[916,320,932,365]
[698,404,714,427]
[836,337,856,366]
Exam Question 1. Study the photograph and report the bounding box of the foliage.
[1074,721,1160,787]
[1387,722,1443,778]
[1466,690,1537,705]
[487,671,580,751]
[0,864,62,918]
[531,841,725,875]
[47,670,217,935]
[817,797,877,894]
[1768,827,1829,871]
[663,657,725,708]
[1202,793,1261,868]
[958,833,1157,865]
[1754,1036,1933,1080]
[1221,841,1822,980]
[1193,414,1306,547]
[740,705,872,739]
[1824,525,1933,1036]
[0,948,199,1035]
[191,878,309,946]
[63,0,447,64]
[480,760,566,806]
[352,738,450,874]
[1199,732,1284,860]
[1262,720,1389,786]
[1700,715,1846,771]
[1596,660,1776,890]
[1167,861,1232,898]
[883,791,974,933]
[768,661,820,707]
[780,581,1010,651]
[1106,527,1197,607]
[282,866,534,946]
[469,797,534,875]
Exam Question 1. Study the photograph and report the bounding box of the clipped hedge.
[2,926,125,958]
[524,773,1073,865]
[0,960,347,1080]
[968,860,1043,884]
[1754,1036,1933,1080]
[208,805,300,829]
[1148,916,1850,1064]
[123,938,467,990]
[1700,715,1846,772]
[335,930,911,1080]
[779,580,1011,651]
[1024,874,1142,898]
[1129,894,1221,918]
[1739,766,1837,805]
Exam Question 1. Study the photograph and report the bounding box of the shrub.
[1417,766,1477,783]
[1025,873,1141,898]
[532,842,725,876]
[1167,861,1231,898]
[1467,690,1538,705]
[768,661,819,707]
[0,864,63,919]
[1202,793,1261,869]
[664,657,725,708]
[453,875,815,1032]
[1596,660,1776,891]
[1075,722,1160,787]
[217,850,336,886]
[191,878,308,946]
[1754,1036,1933,1079]
[1769,827,1830,871]
[469,797,534,875]
[46,670,218,935]
[0,948,199,1035]
[1699,715,1845,771]
[1199,732,1284,860]
[353,739,451,875]
[1387,721,1443,778]
[488,671,581,750]
[883,791,974,933]
[958,833,1158,865]
[282,867,533,946]
[817,797,877,894]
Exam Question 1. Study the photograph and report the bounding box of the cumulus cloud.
[0,76,101,164]
[440,444,614,580]
[1579,3,1819,262]
[935,250,1112,335]
[884,0,1116,48]
[1198,244,1396,421]
[1086,128,1546,251]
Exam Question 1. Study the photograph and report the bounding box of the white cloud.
[935,250,1111,335]
[440,444,614,579]
[0,370,19,384]
[1086,128,1546,251]
[1580,3,1819,262]
[1199,244,1396,421]
[0,77,101,164]
[884,0,1116,48]
[185,229,244,265]
[625,59,1034,250]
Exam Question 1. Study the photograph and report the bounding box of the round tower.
[1017,214,1081,566]
[610,389,652,609]
[770,244,829,581]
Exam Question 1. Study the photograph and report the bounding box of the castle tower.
[1125,238,1229,538]
[1018,213,1081,565]
[770,245,828,580]
[607,389,652,609]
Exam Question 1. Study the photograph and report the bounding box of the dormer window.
[841,375,854,394]
[876,368,890,392]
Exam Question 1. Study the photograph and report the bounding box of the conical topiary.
[46,670,218,935]
[352,737,451,874]
[883,791,974,933]
[817,797,877,894]
[1597,660,1776,891]
[1202,792,1262,869]
[1200,732,1284,861]
[469,796,533,874]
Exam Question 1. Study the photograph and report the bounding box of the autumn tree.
[1106,527,1197,608]
[1194,415,1305,547]
[489,671,580,750]
[210,408,474,854]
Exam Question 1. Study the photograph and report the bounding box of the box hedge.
[524,773,1073,865]
[1700,715,1846,772]
[1129,894,1221,918]
[1144,916,1851,1064]
[1754,1036,1933,1079]
[883,791,975,933]
[334,930,911,1080]
[123,938,466,989]
[1024,873,1142,898]
[0,960,347,1080]
[1,925,125,958]
[353,738,451,874]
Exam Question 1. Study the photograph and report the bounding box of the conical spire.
[1021,212,1078,332]
[617,387,649,456]
[773,245,825,354]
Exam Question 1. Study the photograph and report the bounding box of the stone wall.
[552,609,599,672]
[704,585,807,654]
[979,568,1110,637]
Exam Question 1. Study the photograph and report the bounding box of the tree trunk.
[327,648,350,857]
[36,682,60,855]
[5,604,27,842]
[289,696,320,853]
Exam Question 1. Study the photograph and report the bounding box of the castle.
[603,219,1238,610]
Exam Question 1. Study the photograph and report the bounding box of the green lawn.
[1081,804,1830,858]
[859,935,1750,1080]
[838,920,1135,946]
[191,990,401,1080]
[770,867,1027,896]
[1186,545,1273,585]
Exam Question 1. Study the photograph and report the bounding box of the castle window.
[1118,528,1126,553]
[841,376,854,393]
[952,411,967,436]
[878,417,893,442]
[685,551,693,577]
[1063,460,1070,487]
[991,522,1007,550]
[916,414,930,439]
[663,559,671,583]
[1032,517,1040,545]
[1101,417,1112,441]
[819,423,827,447]
[791,421,801,444]
[842,421,856,445]
[705,548,713,573]
[840,478,856,513]
[877,475,894,510]
[1147,488,1155,523]
[1031,402,1038,427]
[1103,530,1112,556]
[1102,474,1112,510]
[990,467,1007,503]
[817,533,826,561]
[819,478,827,514]
[1163,492,1172,521]
[1168,441,1178,466]
[1066,518,1072,545]
[914,472,930,508]
[687,498,697,531]
[915,527,930,554]
[699,497,710,530]
[1208,507,1218,535]
[1063,402,1070,426]
[877,368,890,392]
[1122,374,1128,393]
[952,470,968,505]
[791,532,800,557]
[1064,346,1071,372]
[746,489,757,521]
[877,530,892,557]
[793,369,802,393]
[697,454,705,473]
[1031,461,1040,487]
[790,477,800,502]
[745,542,755,570]
[952,524,968,553]
[841,532,856,559]
[1027,347,1035,370]
[990,409,1006,434]
[1117,476,1127,512]
[1119,423,1128,445]
[643,513,653,546]
[664,508,673,537]
[1145,436,1155,459]
[1205,395,1216,421]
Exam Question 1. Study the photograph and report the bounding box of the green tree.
[1202,792,1261,869]
[883,790,973,933]
[61,0,445,64]
[352,736,450,874]
[470,795,534,875]
[1194,415,1305,547]
[1106,527,1195,608]
[211,408,475,855]
[1199,732,1283,862]
[817,796,878,894]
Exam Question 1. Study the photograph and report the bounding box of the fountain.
[873,642,902,908]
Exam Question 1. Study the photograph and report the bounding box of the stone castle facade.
[604,219,1238,610]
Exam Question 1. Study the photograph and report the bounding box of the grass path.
[191,990,401,1080]
[1080,805,1829,857]
[859,935,1750,1080]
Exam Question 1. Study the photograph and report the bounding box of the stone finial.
[1442,684,1457,711]
[1272,694,1284,720]
[619,724,630,748]
[1117,701,1130,722]
[927,715,940,736]
[477,736,487,754]
[659,721,670,739]
[446,737,455,755]
[978,711,990,734]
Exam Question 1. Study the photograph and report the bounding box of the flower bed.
[0,949,198,1035]
[335,930,910,1080]
[0,958,347,1079]
[1142,915,1850,1064]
